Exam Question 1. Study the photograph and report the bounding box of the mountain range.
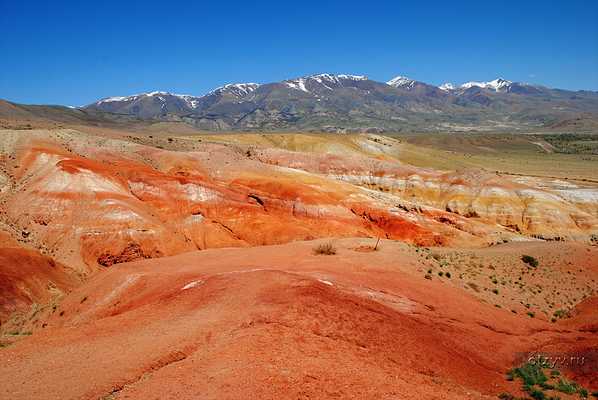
[5,74,598,132]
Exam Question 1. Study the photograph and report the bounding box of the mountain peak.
[207,83,260,97]
[460,78,513,92]
[387,76,416,89]
[96,91,199,106]
[308,73,367,81]
[283,74,368,93]
[439,83,455,91]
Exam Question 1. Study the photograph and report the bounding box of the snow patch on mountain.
[284,74,368,92]
[97,91,202,108]
[460,78,512,92]
[97,96,132,104]
[387,76,417,89]
[207,83,260,97]
[439,83,455,91]
[284,78,310,92]
[334,74,368,81]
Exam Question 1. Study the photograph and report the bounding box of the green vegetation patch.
[542,133,598,155]
[502,359,591,400]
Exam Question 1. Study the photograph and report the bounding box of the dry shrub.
[314,242,336,255]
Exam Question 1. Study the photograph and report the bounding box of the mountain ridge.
[3,73,598,133]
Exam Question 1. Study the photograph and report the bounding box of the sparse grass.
[5,330,32,337]
[395,133,598,181]
[313,242,336,255]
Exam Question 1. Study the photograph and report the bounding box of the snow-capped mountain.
[87,91,204,118]
[386,76,446,96]
[439,83,455,91]
[437,78,545,95]
[83,73,598,132]
[97,91,201,108]
[460,78,513,92]
[283,74,368,93]
[206,83,260,98]
[387,76,416,89]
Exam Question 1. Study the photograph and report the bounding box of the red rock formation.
[1,131,531,272]
[0,130,594,309]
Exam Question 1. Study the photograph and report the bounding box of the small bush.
[507,363,548,395]
[522,255,539,268]
[492,288,499,295]
[529,389,546,400]
[540,382,554,390]
[314,242,336,255]
[553,309,570,319]
[445,272,451,278]
[555,378,578,394]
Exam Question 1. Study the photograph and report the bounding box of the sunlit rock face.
[0,130,596,273]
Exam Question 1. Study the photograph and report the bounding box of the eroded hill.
[0,128,597,399]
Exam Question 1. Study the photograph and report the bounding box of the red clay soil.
[0,130,597,399]
[1,239,595,400]
[0,247,78,326]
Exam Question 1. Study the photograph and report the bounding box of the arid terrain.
[0,123,597,399]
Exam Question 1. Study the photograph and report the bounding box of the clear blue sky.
[1,0,597,106]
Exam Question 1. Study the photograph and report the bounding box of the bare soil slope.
[0,127,596,399]
[1,239,596,399]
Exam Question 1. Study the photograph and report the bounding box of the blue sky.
[1,0,597,106]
